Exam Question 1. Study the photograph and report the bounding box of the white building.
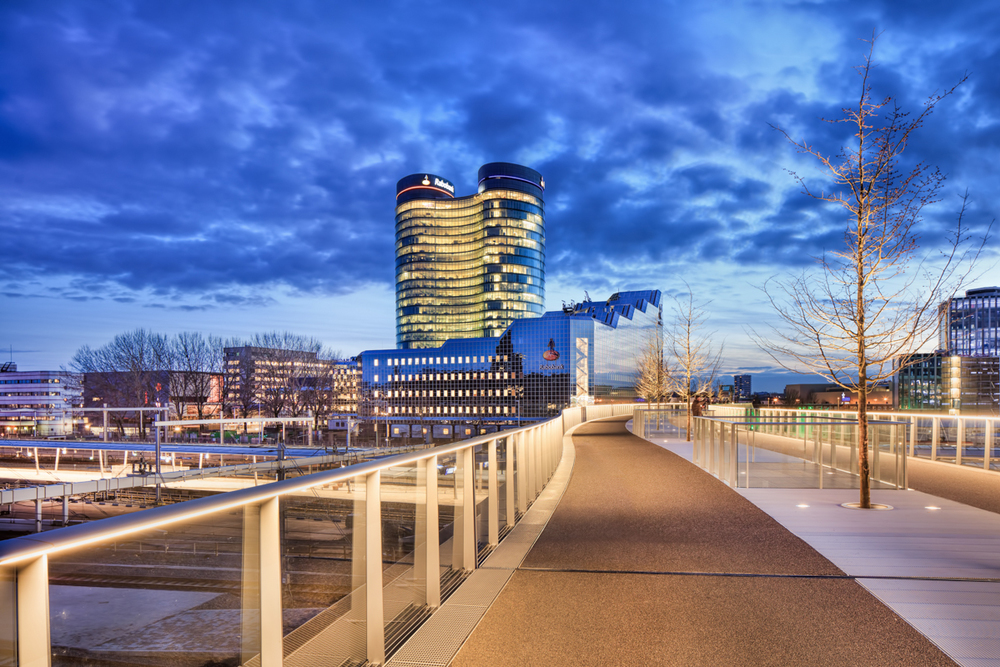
[0,364,83,437]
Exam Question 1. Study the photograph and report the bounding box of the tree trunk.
[857,384,870,508]
[686,396,693,442]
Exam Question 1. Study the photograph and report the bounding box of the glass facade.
[395,163,545,349]
[941,287,1000,356]
[896,352,1000,416]
[897,353,945,412]
[361,291,661,429]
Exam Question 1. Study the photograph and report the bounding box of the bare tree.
[168,332,223,428]
[246,332,326,418]
[754,33,988,508]
[666,284,724,441]
[635,332,673,406]
[71,329,170,438]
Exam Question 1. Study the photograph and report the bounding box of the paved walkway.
[653,427,1000,667]
[450,418,958,666]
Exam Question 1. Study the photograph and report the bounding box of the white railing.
[761,408,1000,471]
[0,403,635,667]
[632,406,907,490]
[693,412,907,489]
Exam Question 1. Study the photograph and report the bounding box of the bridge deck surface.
[450,419,956,666]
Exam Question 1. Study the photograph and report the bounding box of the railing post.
[17,554,51,667]
[366,470,385,665]
[505,438,516,529]
[986,421,994,471]
[910,416,917,457]
[931,418,939,461]
[693,418,700,466]
[897,421,904,483]
[462,447,476,569]
[488,439,499,547]
[259,496,283,667]
[525,430,536,503]
[415,456,441,608]
[957,418,965,465]
[540,424,550,482]
[534,427,544,496]
[729,423,738,487]
[516,432,528,515]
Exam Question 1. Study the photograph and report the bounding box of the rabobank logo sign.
[433,177,455,193]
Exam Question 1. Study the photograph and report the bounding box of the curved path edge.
[385,416,591,667]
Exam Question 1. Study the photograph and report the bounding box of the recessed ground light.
[796,504,810,508]
[925,506,941,510]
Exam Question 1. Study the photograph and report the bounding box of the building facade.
[0,365,83,436]
[896,353,999,416]
[395,163,545,349]
[224,346,360,420]
[940,287,1000,356]
[360,291,660,433]
[734,374,751,402]
[893,288,1000,415]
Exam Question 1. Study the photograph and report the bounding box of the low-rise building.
[895,352,998,416]
[358,290,661,434]
[0,364,83,436]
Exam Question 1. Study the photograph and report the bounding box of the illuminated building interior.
[362,291,661,431]
[395,163,545,349]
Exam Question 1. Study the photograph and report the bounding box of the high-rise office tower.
[395,163,545,349]
[734,374,751,401]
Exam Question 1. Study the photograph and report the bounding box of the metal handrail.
[0,416,549,566]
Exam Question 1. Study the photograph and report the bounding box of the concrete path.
[653,427,1000,667]
[450,419,956,666]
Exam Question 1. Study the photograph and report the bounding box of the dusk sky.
[2,0,998,391]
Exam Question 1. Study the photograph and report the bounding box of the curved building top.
[395,173,458,205]
[478,162,545,198]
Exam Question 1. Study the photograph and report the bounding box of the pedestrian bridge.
[2,405,998,666]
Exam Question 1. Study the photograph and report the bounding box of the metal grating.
[444,567,515,607]
[385,603,497,666]
[439,567,470,603]
[385,436,578,666]
[385,603,434,658]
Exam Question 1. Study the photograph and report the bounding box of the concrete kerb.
[386,415,621,667]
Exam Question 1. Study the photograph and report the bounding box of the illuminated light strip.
[478,174,543,189]
[396,185,456,200]
[0,417,563,567]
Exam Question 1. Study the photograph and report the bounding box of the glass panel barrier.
[669,415,908,490]
[0,412,583,667]
[379,459,422,657]
[0,564,13,665]
[48,511,246,667]
[279,475,366,665]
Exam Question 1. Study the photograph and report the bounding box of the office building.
[360,290,660,433]
[896,353,998,415]
[894,288,1000,415]
[0,365,82,436]
[224,346,360,419]
[940,286,1000,356]
[395,163,545,349]
[734,374,751,402]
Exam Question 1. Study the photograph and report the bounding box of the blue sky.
[2,0,998,391]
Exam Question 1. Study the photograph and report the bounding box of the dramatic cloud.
[2,0,998,384]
